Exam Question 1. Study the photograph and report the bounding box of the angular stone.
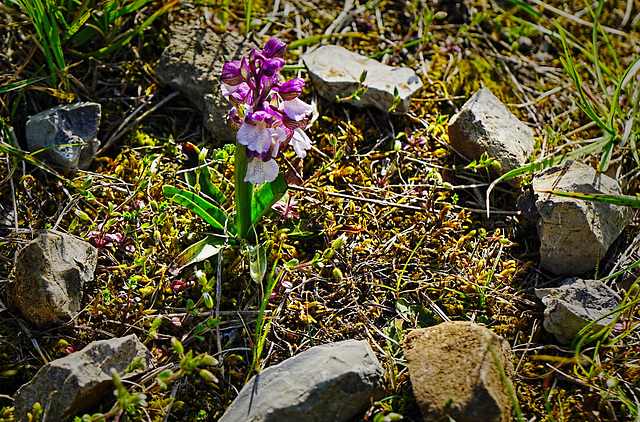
[9,230,97,325]
[302,45,423,113]
[404,321,514,422]
[156,21,258,142]
[219,339,386,422]
[447,88,535,185]
[536,278,622,344]
[26,102,101,170]
[532,160,632,275]
[13,335,154,422]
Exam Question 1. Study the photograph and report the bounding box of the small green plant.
[75,338,219,421]
[246,235,347,377]
[164,39,316,284]
[565,277,640,420]
[336,70,369,103]
[0,405,14,422]
[27,403,42,422]
[8,0,177,89]
[487,0,640,213]
[461,152,501,179]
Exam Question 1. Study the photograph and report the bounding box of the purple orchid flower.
[221,38,314,184]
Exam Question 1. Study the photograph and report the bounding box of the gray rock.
[447,88,535,185]
[9,230,97,325]
[156,22,258,142]
[302,45,423,113]
[536,278,622,344]
[26,102,101,170]
[219,339,386,422]
[13,334,153,422]
[532,160,632,275]
[404,321,514,422]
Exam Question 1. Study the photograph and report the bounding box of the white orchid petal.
[221,83,239,96]
[245,159,280,185]
[271,126,287,158]
[237,121,271,153]
[291,128,312,158]
[283,98,314,121]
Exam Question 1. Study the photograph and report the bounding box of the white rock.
[219,339,386,422]
[447,88,535,185]
[13,335,154,422]
[533,161,632,275]
[536,278,622,344]
[26,102,101,169]
[302,45,423,113]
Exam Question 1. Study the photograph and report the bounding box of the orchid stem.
[235,142,253,240]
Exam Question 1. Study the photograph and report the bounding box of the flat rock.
[156,21,258,142]
[532,160,632,275]
[26,102,101,170]
[13,334,154,422]
[536,278,622,344]
[404,321,514,422]
[219,339,386,422]
[9,230,97,325]
[302,45,422,113]
[447,88,535,185]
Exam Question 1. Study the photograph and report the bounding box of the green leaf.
[163,185,232,232]
[536,190,640,208]
[185,166,227,206]
[72,0,178,57]
[246,242,268,283]
[249,173,288,235]
[170,235,227,271]
[485,137,610,216]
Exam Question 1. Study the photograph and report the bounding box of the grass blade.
[486,137,610,215]
[73,0,178,57]
[535,190,640,208]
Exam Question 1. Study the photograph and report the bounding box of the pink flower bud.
[262,57,285,77]
[279,78,305,100]
[263,38,287,58]
[221,61,243,85]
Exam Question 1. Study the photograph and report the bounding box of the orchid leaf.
[163,185,232,232]
[170,235,227,272]
[185,166,228,206]
[249,172,287,233]
[535,190,640,208]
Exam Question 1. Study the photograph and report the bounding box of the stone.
[302,45,423,113]
[9,230,98,325]
[447,88,535,185]
[536,278,622,344]
[403,321,514,422]
[13,335,153,422]
[26,102,101,170]
[219,339,386,422]
[156,21,258,142]
[532,160,632,275]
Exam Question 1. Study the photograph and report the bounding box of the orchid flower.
[221,38,314,184]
